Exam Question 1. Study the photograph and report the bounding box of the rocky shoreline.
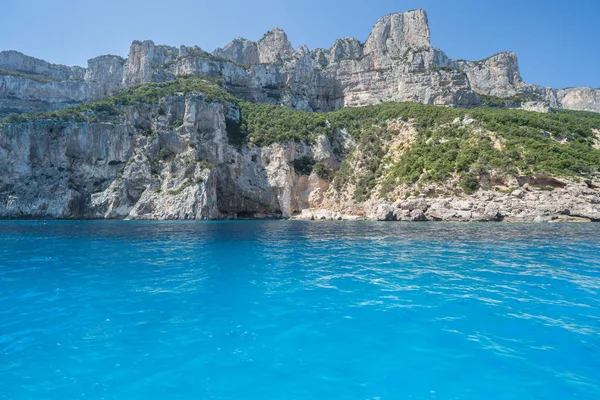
[293,181,600,222]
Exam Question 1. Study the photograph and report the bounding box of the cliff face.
[0,51,85,81]
[2,91,599,221]
[1,9,600,222]
[0,51,125,117]
[457,52,600,113]
[0,95,337,219]
[457,52,525,98]
[2,9,598,116]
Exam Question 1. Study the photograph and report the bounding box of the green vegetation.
[459,174,481,195]
[293,157,315,175]
[332,131,387,201]
[160,148,175,161]
[167,181,191,196]
[169,119,184,129]
[237,102,332,147]
[377,105,600,193]
[290,158,334,179]
[0,68,60,83]
[0,76,238,124]
[3,76,599,201]
[314,163,333,180]
[197,160,213,170]
[239,100,599,180]
[479,93,541,107]
[90,75,237,108]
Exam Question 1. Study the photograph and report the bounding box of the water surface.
[1,221,599,399]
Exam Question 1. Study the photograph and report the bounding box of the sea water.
[0,221,599,399]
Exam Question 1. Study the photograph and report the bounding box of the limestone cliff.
[457,52,526,98]
[212,38,259,65]
[2,9,598,116]
[0,94,336,219]
[1,78,599,221]
[1,9,600,222]
[457,52,600,113]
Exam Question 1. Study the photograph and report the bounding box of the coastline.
[293,181,600,222]
[1,179,599,222]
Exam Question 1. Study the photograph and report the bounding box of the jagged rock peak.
[212,37,260,65]
[85,55,125,88]
[364,9,431,59]
[457,51,524,97]
[329,37,363,62]
[258,28,295,64]
[179,45,208,58]
[124,40,178,86]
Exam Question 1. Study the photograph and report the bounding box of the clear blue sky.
[1,0,598,89]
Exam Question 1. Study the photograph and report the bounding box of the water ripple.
[0,221,599,399]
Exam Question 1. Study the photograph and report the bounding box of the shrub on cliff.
[459,174,481,195]
[293,157,315,175]
[2,76,599,196]
[0,76,238,124]
[314,163,333,180]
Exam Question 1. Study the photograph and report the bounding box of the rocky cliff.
[1,77,599,221]
[1,10,600,222]
[456,53,600,113]
[2,9,599,117]
[0,91,337,219]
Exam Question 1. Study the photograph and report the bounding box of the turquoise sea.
[1,221,599,399]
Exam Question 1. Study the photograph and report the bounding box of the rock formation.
[0,95,339,219]
[1,87,598,221]
[257,28,295,64]
[1,9,598,116]
[1,9,599,222]
[295,183,600,223]
[212,38,260,65]
[457,52,525,98]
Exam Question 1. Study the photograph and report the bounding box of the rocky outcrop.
[2,89,599,221]
[0,95,338,219]
[257,28,295,64]
[0,52,124,116]
[213,38,260,65]
[85,55,126,90]
[457,52,525,97]
[329,38,363,63]
[0,50,85,81]
[1,8,599,221]
[0,76,99,116]
[457,52,600,113]
[556,87,600,113]
[364,9,431,66]
[3,8,598,117]
[0,121,136,218]
[295,181,600,222]
[124,40,178,86]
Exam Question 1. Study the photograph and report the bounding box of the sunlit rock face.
[556,88,600,113]
[457,52,525,98]
[2,95,599,221]
[0,94,343,219]
[212,38,260,65]
[1,8,599,115]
